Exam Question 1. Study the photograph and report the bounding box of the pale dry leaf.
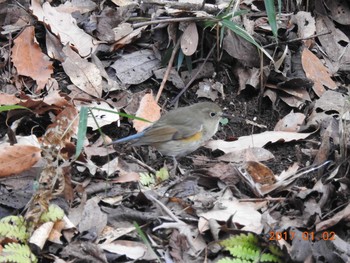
[91,54,122,91]
[154,68,185,89]
[45,27,65,62]
[274,111,306,132]
[314,89,348,114]
[110,49,160,85]
[279,93,305,108]
[31,0,98,57]
[290,11,316,39]
[302,48,337,97]
[113,26,147,49]
[111,0,138,7]
[206,131,313,153]
[316,203,350,232]
[134,93,161,132]
[55,0,97,14]
[196,80,218,101]
[29,222,54,249]
[113,23,133,42]
[316,16,350,73]
[199,198,264,233]
[62,46,102,97]
[78,198,107,236]
[181,22,198,56]
[218,147,274,163]
[101,157,140,183]
[0,144,41,177]
[78,101,120,130]
[0,93,21,105]
[100,240,147,260]
[11,26,53,92]
[43,79,69,107]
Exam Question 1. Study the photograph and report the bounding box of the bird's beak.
[221,112,233,118]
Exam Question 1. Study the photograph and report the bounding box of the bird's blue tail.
[109,131,145,144]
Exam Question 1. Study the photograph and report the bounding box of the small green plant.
[139,167,169,187]
[218,233,283,263]
[0,215,37,263]
[0,243,38,263]
[0,204,65,263]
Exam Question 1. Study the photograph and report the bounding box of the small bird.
[109,102,224,159]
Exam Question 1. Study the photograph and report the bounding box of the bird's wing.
[135,120,203,144]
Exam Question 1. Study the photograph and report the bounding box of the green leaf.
[155,167,169,182]
[220,117,229,125]
[177,48,184,71]
[75,106,88,158]
[264,0,278,39]
[0,105,30,112]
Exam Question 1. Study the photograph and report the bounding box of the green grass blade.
[0,105,30,112]
[75,106,88,158]
[220,19,274,61]
[264,0,278,39]
[90,107,152,123]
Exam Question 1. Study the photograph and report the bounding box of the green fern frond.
[40,204,65,223]
[260,252,281,262]
[139,172,156,186]
[220,233,258,248]
[268,244,284,257]
[0,216,29,241]
[218,257,252,263]
[227,245,260,260]
[0,243,37,263]
[219,233,283,263]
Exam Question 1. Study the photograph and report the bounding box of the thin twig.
[170,43,217,106]
[133,16,214,28]
[239,197,286,202]
[125,155,157,174]
[263,31,332,48]
[140,0,222,14]
[155,39,181,103]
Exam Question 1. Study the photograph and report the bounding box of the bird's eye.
[210,112,217,117]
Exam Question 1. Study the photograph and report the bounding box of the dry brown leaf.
[181,22,198,56]
[62,46,102,97]
[11,26,53,92]
[31,0,97,57]
[0,144,41,177]
[43,105,79,146]
[133,93,161,132]
[302,48,337,97]
[244,161,276,185]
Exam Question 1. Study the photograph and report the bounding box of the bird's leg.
[167,156,177,177]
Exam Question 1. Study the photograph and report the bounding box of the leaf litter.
[0,0,350,262]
